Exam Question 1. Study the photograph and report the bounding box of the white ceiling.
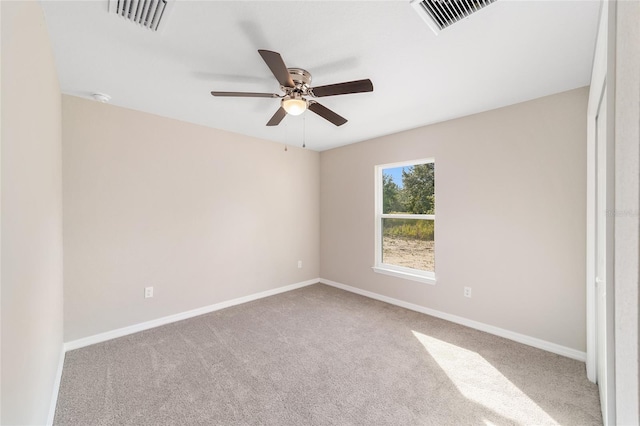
[40,0,600,151]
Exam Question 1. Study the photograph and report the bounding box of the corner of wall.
[1,1,65,424]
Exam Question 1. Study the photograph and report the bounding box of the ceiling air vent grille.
[108,0,170,31]
[410,0,497,35]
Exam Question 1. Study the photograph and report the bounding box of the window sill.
[372,266,436,285]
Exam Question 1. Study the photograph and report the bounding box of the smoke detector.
[92,93,111,103]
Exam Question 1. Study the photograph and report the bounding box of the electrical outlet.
[298,260,302,269]
[145,287,154,298]
[464,287,472,298]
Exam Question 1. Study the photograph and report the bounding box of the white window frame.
[373,158,436,285]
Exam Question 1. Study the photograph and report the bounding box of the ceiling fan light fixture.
[282,97,307,116]
[211,49,373,126]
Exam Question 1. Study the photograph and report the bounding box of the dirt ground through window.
[382,237,435,271]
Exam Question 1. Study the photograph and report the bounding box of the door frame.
[586,1,616,424]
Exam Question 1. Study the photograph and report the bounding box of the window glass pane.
[382,218,434,271]
[382,163,435,214]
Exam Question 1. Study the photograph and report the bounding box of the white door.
[595,86,615,425]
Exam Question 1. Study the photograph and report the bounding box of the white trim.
[585,0,609,384]
[46,346,65,426]
[380,213,435,220]
[372,266,436,285]
[64,278,319,351]
[374,158,436,277]
[375,165,382,266]
[376,158,435,170]
[320,278,586,362]
[587,11,619,425]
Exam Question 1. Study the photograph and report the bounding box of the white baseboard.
[62,275,585,359]
[47,346,65,426]
[64,278,319,352]
[319,278,586,362]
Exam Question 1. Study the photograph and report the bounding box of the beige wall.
[62,96,320,341]
[1,1,64,424]
[320,87,588,351]
[614,0,640,422]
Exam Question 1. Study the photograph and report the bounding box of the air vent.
[108,0,171,31]
[410,0,497,35]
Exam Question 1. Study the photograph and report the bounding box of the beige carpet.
[54,284,601,425]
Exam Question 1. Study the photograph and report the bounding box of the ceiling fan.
[211,50,373,127]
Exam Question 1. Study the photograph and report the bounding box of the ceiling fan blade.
[211,91,280,98]
[266,107,287,126]
[258,50,294,88]
[311,79,374,98]
[308,102,347,126]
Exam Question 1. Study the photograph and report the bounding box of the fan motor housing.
[288,68,311,86]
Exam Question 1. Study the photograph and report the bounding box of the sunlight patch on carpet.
[412,331,558,425]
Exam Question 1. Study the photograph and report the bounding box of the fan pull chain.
[302,114,306,148]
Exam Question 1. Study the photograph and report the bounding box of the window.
[373,159,435,284]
